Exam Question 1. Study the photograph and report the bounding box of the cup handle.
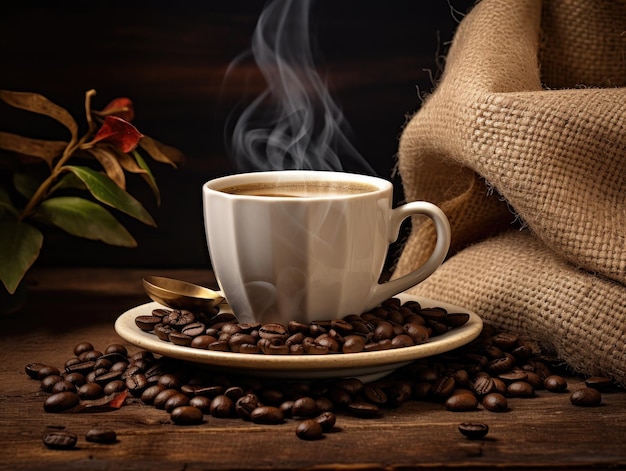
[365,201,451,311]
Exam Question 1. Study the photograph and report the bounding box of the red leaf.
[63,390,129,413]
[91,116,143,153]
[102,97,135,122]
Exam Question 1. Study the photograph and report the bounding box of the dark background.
[0,0,474,270]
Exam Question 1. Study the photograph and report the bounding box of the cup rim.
[203,170,392,200]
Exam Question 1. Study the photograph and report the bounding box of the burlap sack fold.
[394,0,626,383]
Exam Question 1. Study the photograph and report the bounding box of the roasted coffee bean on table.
[26,304,620,443]
[458,422,489,440]
[85,427,117,444]
[42,431,78,449]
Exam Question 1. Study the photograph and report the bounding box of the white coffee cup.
[203,170,450,325]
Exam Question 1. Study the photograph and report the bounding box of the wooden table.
[2,268,625,471]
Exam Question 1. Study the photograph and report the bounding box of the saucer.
[114,293,482,383]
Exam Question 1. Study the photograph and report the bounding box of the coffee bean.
[488,355,516,374]
[292,396,318,418]
[151,388,178,409]
[296,419,324,440]
[363,385,387,405]
[584,376,613,391]
[162,310,196,328]
[482,393,508,412]
[171,405,204,425]
[36,364,61,380]
[43,431,78,449]
[491,333,519,350]
[472,375,495,396]
[431,376,456,399]
[25,362,48,379]
[258,323,289,342]
[85,427,117,443]
[44,391,80,412]
[105,344,128,356]
[157,373,182,390]
[342,335,365,353]
[524,371,544,390]
[570,387,602,407]
[103,380,127,395]
[347,401,380,419]
[189,396,212,414]
[93,370,123,387]
[169,331,193,346]
[41,374,64,392]
[210,395,234,418]
[507,381,535,398]
[181,322,206,337]
[498,370,528,384]
[235,394,260,420]
[316,411,337,432]
[165,393,190,413]
[51,380,77,394]
[73,341,94,356]
[64,372,86,387]
[544,375,568,393]
[458,422,489,440]
[125,374,149,397]
[445,392,478,412]
[141,384,166,405]
[250,406,284,424]
[445,312,470,328]
[65,360,96,375]
[224,386,245,402]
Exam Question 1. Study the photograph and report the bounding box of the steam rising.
[225,0,374,173]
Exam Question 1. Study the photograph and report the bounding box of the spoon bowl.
[142,276,225,312]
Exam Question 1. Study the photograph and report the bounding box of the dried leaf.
[0,131,67,167]
[87,146,126,190]
[0,90,78,140]
[61,165,155,226]
[0,221,43,293]
[110,148,147,174]
[65,391,129,413]
[139,135,185,167]
[90,116,143,153]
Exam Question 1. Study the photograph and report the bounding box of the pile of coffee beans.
[133,297,471,354]
[26,321,618,444]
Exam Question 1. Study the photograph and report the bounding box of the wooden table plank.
[1,268,625,470]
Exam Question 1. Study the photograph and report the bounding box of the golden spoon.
[142,276,225,312]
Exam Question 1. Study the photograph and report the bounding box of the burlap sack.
[394,0,626,384]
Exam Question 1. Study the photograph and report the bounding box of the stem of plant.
[18,90,98,222]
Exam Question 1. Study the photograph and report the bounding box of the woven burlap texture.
[394,0,626,383]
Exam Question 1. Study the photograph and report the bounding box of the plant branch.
[18,90,98,221]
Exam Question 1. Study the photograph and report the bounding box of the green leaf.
[0,220,43,294]
[33,196,137,247]
[13,171,42,200]
[0,184,18,217]
[0,131,67,167]
[49,172,87,194]
[0,90,78,141]
[62,165,156,226]
[133,150,161,205]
